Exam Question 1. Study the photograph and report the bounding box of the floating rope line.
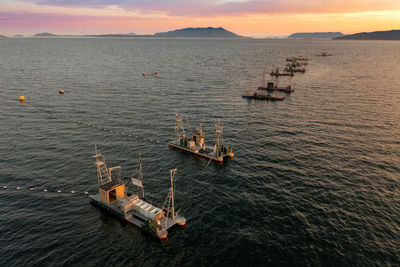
[25,102,164,146]
[1,185,90,196]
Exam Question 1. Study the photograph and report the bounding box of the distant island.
[85,33,136,37]
[288,32,344,39]
[0,35,7,38]
[34,32,58,37]
[154,27,241,37]
[33,27,242,38]
[335,30,400,40]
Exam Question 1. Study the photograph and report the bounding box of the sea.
[0,37,399,266]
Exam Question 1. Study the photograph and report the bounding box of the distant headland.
[32,27,243,38]
[335,30,400,40]
[288,32,344,39]
[154,27,241,37]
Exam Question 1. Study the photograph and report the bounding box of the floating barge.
[242,92,285,101]
[270,67,294,77]
[89,147,185,239]
[258,67,294,93]
[259,82,294,93]
[284,66,305,73]
[168,115,234,162]
[243,81,285,101]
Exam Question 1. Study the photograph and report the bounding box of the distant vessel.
[242,81,285,101]
[270,67,294,77]
[316,52,333,57]
[89,146,186,239]
[168,115,234,162]
[286,56,309,62]
[258,67,294,93]
[284,65,305,73]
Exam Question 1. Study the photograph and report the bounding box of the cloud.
[18,0,400,17]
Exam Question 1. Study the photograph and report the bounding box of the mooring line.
[25,102,164,146]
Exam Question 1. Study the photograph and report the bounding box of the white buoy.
[16,187,21,190]
[43,189,48,192]
[57,190,62,193]
[3,186,8,189]
[84,192,89,195]
[71,191,75,194]
[29,188,34,191]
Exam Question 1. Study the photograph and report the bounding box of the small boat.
[89,146,186,239]
[168,115,234,162]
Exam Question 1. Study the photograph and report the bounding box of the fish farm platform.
[168,142,233,162]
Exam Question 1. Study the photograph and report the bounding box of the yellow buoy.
[59,90,65,94]
[19,96,25,102]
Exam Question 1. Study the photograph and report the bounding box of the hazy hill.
[289,32,344,39]
[34,32,58,36]
[154,27,241,37]
[335,30,400,40]
[0,35,7,38]
[85,33,136,37]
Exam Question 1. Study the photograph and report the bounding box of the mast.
[215,121,225,157]
[94,144,111,186]
[138,153,144,198]
[131,153,144,198]
[174,114,186,142]
[170,169,176,220]
[163,168,177,224]
[261,66,266,87]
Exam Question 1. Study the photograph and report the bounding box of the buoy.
[29,187,34,191]
[19,96,26,102]
[57,190,62,193]
[155,71,159,75]
[3,186,8,189]
[84,192,89,195]
[16,187,21,190]
[71,191,75,194]
[59,90,65,94]
[160,234,168,239]
[142,73,146,76]
[43,189,48,192]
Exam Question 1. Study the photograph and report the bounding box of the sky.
[1,0,400,37]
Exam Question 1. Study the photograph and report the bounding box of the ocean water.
[0,37,399,266]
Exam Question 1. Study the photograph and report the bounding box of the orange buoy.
[59,90,65,94]
[142,73,146,76]
[160,234,168,239]
[178,221,186,226]
[19,96,25,102]
[155,71,159,75]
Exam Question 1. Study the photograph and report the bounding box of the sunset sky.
[1,0,400,37]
